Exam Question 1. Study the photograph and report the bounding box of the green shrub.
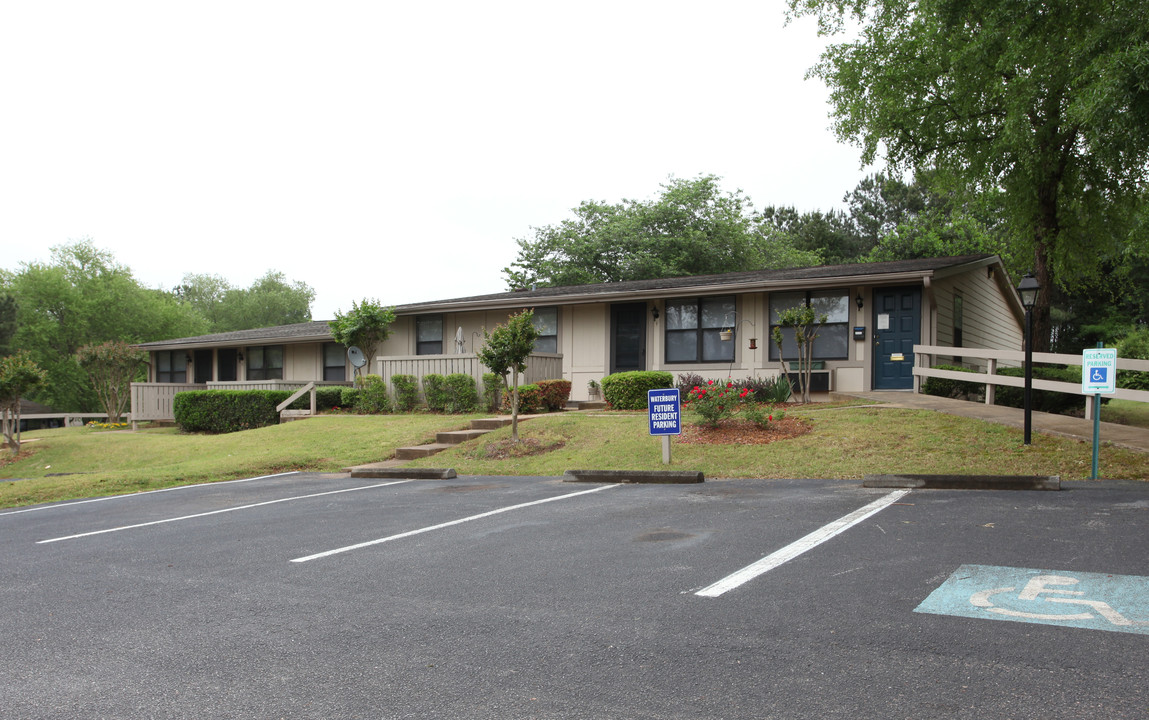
[443,373,480,413]
[922,365,984,399]
[675,373,707,396]
[601,371,675,410]
[994,365,1083,414]
[339,387,361,410]
[482,373,503,413]
[173,389,281,433]
[683,380,740,427]
[391,374,420,412]
[740,402,782,429]
[357,375,391,414]
[1118,329,1149,391]
[502,383,546,414]
[536,379,572,411]
[733,375,792,404]
[315,386,344,410]
[423,374,449,412]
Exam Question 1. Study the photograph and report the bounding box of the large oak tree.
[503,175,821,289]
[789,0,1149,349]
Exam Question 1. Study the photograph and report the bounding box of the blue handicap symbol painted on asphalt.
[915,565,1149,635]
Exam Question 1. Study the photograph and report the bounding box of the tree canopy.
[788,0,1149,349]
[1,239,317,411]
[502,175,821,289]
[1,240,207,410]
[175,270,315,333]
[328,299,397,376]
[0,351,47,453]
[476,309,539,442]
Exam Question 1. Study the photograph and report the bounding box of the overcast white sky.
[2,1,873,320]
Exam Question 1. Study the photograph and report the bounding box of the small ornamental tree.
[0,351,48,453]
[328,299,397,379]
[77,341,146,424]
[476,309,539,442]
[771,305,827,404]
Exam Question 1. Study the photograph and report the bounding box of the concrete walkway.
[844,391,1149,453]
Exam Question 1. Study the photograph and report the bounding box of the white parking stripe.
[292,484,622,563]
[696,489,911,598]
[36,480,412,544]
[1,471,301,518]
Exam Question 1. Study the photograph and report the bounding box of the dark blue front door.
[610,303,646,374]
[873,287,920,390]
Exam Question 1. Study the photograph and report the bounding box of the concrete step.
[572,401,607,410]
[471,417,514,430]
[395,443,455,460]
[436,429,490,444]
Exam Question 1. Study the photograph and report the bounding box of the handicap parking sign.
[1081,348,1117,394]
[916,565,1149,635]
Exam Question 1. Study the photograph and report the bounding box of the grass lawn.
[0,415,480,508]
[3,405,1147,509]
[1101,398,1149,428]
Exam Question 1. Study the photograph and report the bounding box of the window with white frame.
[664,296,737,363]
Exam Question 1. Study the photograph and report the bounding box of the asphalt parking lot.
[2,473,1147,719]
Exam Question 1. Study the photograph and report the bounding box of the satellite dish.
[347,346,367,368]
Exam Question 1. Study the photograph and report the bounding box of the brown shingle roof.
[393,254,998,312]
[135,255,1000,348]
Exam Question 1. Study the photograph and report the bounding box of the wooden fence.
[913,345,1149,419]
[377,353,564,393]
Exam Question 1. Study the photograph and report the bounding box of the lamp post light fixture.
[1018,273,1040,445]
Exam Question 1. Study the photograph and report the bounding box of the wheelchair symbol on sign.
[970,575,1145,626]
[1091,368,1107,383]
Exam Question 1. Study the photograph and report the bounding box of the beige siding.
[284,343,321,381]
[933,269,1023,370]
[567,304,608,400]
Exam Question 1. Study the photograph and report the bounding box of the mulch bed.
[677,414,813,445]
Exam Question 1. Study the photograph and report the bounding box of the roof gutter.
[395,269,946,315]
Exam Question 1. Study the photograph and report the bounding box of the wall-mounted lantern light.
[856,294,864,311]
[651,305,660,322]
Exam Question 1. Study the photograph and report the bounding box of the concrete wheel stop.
[350,467,457,480]
[563,470,704,484]
[863,474,1060,491]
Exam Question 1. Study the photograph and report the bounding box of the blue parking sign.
[648,389,681,436]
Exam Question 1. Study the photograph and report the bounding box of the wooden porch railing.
[130,380,351,427]
[913,345,1149,419]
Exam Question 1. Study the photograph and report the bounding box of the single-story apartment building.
[132,254,1024,421]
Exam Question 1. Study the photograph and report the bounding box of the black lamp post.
[1018,273,1040,444]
